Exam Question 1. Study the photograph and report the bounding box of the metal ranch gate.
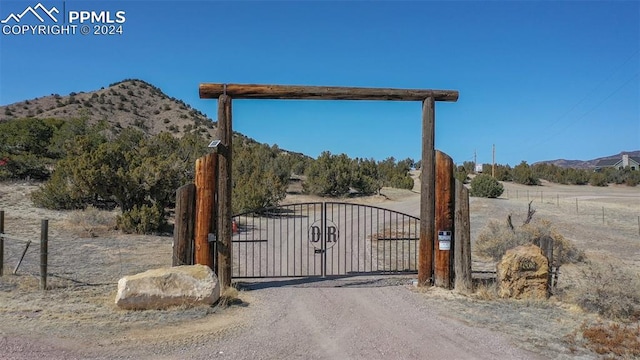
[231,202,419,278]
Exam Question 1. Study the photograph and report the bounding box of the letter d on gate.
[310,225,321,243]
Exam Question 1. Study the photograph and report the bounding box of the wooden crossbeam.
[199,83,459,102]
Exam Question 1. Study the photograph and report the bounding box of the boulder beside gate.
[497,244,549,300]
[116,264,220,310]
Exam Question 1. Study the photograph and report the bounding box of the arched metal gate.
[231,202,419,278]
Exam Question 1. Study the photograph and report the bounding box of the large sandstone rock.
[497,244,549,300]
[116,264,220,310]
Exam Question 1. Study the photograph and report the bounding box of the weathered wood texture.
[173,183,196,266]
[200,83,459,102]
[194,154,217,269]
[539,236,554,295]
[217,95,233,289]
[454,180,472,294]
[40,219,48,290]
[0,210,4,276]
[418,97,435,286]
[435,151,455,289]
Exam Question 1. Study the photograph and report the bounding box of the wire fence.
[0,210,172,289]
[502,188,640,237]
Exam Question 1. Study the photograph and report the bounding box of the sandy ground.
[0,177,638,359]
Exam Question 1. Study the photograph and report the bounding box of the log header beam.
[199,83,459,102]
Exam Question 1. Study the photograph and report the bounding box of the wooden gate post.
[418,97,435,286]
[217,94,233,289]
[434,151,454,288]
[454,180,472,293]
[194,154,217,269]
[173,183,196,266]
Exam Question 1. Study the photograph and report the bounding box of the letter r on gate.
[326,226,337,243]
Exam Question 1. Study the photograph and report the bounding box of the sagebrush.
[571,261,640,320]
[474,206,584,265]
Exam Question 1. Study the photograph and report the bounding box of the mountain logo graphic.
[1,3,59,24]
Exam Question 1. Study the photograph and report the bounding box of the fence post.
[173,183,196,266]
[418,96,435,286]
[194,154,217,269]
[0,210,4,277]
[217,94,233,290]
[454,180,472,293]
[40,219,48,290]
[539,236,553,296]
[434,151,454,289]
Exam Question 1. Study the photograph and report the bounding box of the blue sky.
[0,1,638,166]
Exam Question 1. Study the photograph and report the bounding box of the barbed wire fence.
[502,188,640,238]
[0,210,172,290]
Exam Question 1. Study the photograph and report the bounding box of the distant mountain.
[534,151,640,169]
[0,79,218,138]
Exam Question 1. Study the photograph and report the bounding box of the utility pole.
[473,150,477,174]
[492,144,496,178]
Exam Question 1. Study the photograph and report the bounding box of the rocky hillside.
[0,79,217,137]
[534,150,640,169]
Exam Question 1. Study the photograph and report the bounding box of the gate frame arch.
[199,83,459,288]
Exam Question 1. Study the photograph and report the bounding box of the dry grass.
[472,281,498,300]
[65,206,117,237]
[569,260,640,321]
[565,321,640,359]
[474,209,584,265]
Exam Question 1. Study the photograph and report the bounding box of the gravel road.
[1,277,546,360]
[188,277,544,360]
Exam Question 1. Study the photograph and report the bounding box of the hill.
[0,79,217,138]
[534,150,640,169]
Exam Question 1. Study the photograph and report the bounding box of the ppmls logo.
[2,2,126,36]
[1,3,59,23]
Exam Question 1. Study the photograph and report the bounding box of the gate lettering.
[308,220,339,250]
[326,226,337,243]
[310,225,321,243]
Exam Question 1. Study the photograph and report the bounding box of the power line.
[545,49,639,132]
[522,51,639,153]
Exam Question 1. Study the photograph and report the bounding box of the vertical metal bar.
[384,210,387,272]
[395,212,399,272]
[354,205,358,272]
[401,214,405,271]
[370,207,373,272]
[322,202,326,277]
[246,215,251,277]
[309,203,312,275]
[375,207,379,271]
[335,203,339,275]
